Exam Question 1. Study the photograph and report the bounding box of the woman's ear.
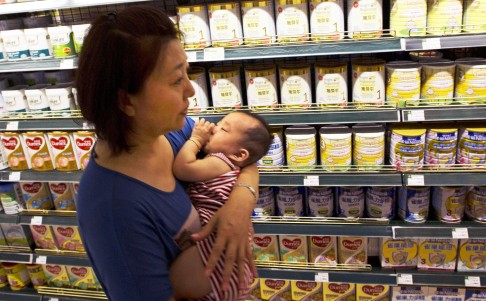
[118,90,136,116]
[229,148,250,163]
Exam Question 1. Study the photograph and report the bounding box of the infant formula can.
[309,0,345,40]
[72,131,96,170]
[1,132,31,170]
[24,84,50,112]
[22,131,55,171]
[466,186,486,222]
[26,264,47,289]
[2,263,31,290]
[390,0,427,37]
[424,127,458,168]
[306,186,334,217]
[398,186,431,223]
[380,238,418,268]
[177,5,211,48]
[208,2,243,47]
[241,0,276,45]
[285,125,317,169]
[390,127,426,171]
[410,50,444,62]
[427,0,463,35]
[420,60,455,105]
[20,182,53,210]
[336,186,365,218]
[352,124,385,170]
[457,239,486,271]
[49,182,76,211]
[319,125,352,171]
[276,186,305,217]
[279,63,312,108]
[245,64,278,109]
[208,66,242,110]
[308,235,337,264]
[417,238,458,270]
[366,186,396,219]
[256,186,276,216]
[1,85,28,113]
[351,58,385,107]
[275,0,309,43]
[1,29,30,61]
[463,0,486,33]
[24,27,52,59]
[47,131,80,171]
[457,127,486,167]
[258,126,285,168]
[45,83,75,111]
[187,66,209,112]
[314,60,348,106]
[432,186,467,223]
[347,0,383,39]
[338,236,368,264]
[385,61,421,107]
[71,23,90,54]
[47,26,76,58]
[454,58,486,104]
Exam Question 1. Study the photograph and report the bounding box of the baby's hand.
[191,118,214,146]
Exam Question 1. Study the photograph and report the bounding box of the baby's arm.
[173,118,231,182]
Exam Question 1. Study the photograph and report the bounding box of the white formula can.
[352,58,385,107]
[275,0,309,43]
[427,0,463,35]
[208,2,243,47]
[208,66,242,109]
[187,66,209,112]
[241,0,276,45]
[285,125,317,169]
[245,64,278,109]
[279,63,312,108]
[306,187,334,217]
[390,0,427,37]
[24,27,52,60]
[309,0,345,40]
[276,186,305,217]
[398,186,431,223]
[336,186,366,218]
[177,5,211,48]
[424,127,458,168]
[256,186,276,216]
[347,0,383,39]
[432,186,467,223]
[315,60,348,106]
[385,61,421,107]
[366,186,396,219]
[258,126,285,168]
[319,125,352,171]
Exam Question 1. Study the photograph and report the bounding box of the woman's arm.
[191,163,259,291]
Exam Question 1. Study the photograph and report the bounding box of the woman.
[75,6,258,301]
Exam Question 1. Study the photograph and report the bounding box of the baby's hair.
[236,111,272,166]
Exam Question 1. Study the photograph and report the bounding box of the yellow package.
[253,234,279,262]
[52,226,85,252]
[417,239,458,271]
[323,282,356,301]
[26,264,47,288]
[30,224,59,250]
[457,239,486,272]
[0,266,7,288]
[356,284,390,301]
[308,236,337,265]
[338,236,368,264]
[260,278,291,300]
[2,262,31,290]
[291,280,322,300]
[42,264,72,288]
[279,235,308,263]
[248,278,262,300]
[380,238,418,268]
[66,266,102,291]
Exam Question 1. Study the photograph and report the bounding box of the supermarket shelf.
[0,58,78,73]
[0,251,33,263]
[0,114,87,131]
[390,220,486,239]
[0,213,20,223]
[402,105,486,122]
[0,170,83,182]
[18,215,78,226]
[402,171,486,186]
[0,0,151,14]
[402,34,486,51]
[0,287,41,301]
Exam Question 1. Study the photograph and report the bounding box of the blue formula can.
[398,186,431,223]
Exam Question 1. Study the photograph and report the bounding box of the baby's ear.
[229,148,249,163]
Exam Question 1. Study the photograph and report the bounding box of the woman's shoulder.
[165,116,195,154]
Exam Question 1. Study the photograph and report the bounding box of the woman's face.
[128,39,194,137]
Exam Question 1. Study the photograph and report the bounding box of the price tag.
[304,176,319,186]
[186,50,198,62]
[314,272,329,282]
[8,172,21,181]
[422,38,441,50]
[6,121,19,131]
[60,59,74,69]
[407,174,424,186]
[204,47,225,61]
[400,38,407,50]
[82,122,91,130]
[397,273,414,285]
[48,298,59,301]
[31,216,43,225]
[452,228,469,239]
[407,110,425,121]
[36,255,47,264]
[465,276,481,287]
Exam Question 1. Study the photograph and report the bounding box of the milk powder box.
[308,235,337,265]
[252,234,279,262]
[380,238,418,268]
[417,239,458,270]
[323,282,356,301]
[357,284,390,301]
[1,132,31,170]
[426,287,465,301]
[248,278,261,300]
[42,264,71,288]
[457,239,486,272]
[260,278,291,300]
[66,266,102,291]
[20,182,54,210]
[48,182,76,211]
[22,132,55,171]
[392,286,428,301]
[338,236,368,264]
[47,131,80,171]
[52,225,84,252]
[465,289,486,301]
[29,224,58,250]
[279,235,308,263]
[291,280,322,300]
[0,223,34,248]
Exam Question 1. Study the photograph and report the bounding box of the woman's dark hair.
[76,6,179,155]
[238,111,272,166]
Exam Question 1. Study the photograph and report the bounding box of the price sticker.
[60,59,74,69]
[186,50,198,62]
[400,38,407,50]
[465,276,481,287]
[407,174,424,186]
[407,110,425,121]
[48,298,59,301]
[452,228,469,239]
[304,176,319,186]
[82,122,92,130]
[36,255,47,264]
[31,216,43,225]
[397,273,414,285]
[8,172,21,181]
[204,47,225,61]
[422,38,441,50]
[6,121,18,131]
[315,272,329,282]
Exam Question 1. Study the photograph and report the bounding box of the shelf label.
[186,50,197,62]
[47,298,59,301]
[315,272,329,282]
[452,228,469,239]
[60,59,74,69]
[6,121,18,131]
[31,216,43,225]
[400,38,407,50]
[204,47,225,61]
[397,273,414,285]
[82,122,91,130]
[304,175,319,186]
[422,38,441,50]
[465,276,481,287]
[8,172,21,181]
[36,255,47,264]
[407,110,425,121]
[407,174,424,186]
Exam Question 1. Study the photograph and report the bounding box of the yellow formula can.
[245,64,278,109]
[177,5,211,48]
[389,128,426,171]
[463,0,486,33]
[187,66,209,111]
[208,66,242,110]
[279,63,312,108]
[1,132,31,170]
[2,262,31,290]
[385,61,421,107]
[431,186,467,223]
[352,58,385,107]
[314,60,348,106]
[241,0,276,45]
[26,264,47,289]
[309,0,345,40]
[275,0,309,43]
[420,60,455,105]
[22,131,55,171]
[208,2,243,47]
[319,125,352,171]
[427,0,463,34]
[457,127,486,166]
[457,239,486,271]
[424,127,458,168]
[454,58,486,104]
[390,0,426,36]
[285,125,317,169]
[347,0,383,39]
[353,124,385,170]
